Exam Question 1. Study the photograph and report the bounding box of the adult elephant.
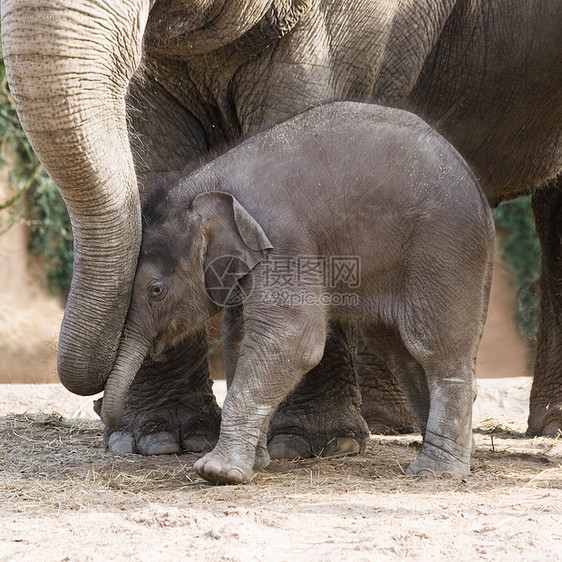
[1,1,561,457]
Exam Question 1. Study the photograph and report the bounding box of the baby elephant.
[100,102,494,484]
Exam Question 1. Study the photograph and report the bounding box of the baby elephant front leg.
[193,413,269,484]
[194,309,326,484]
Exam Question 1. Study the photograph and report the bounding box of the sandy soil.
[0,378,560,561]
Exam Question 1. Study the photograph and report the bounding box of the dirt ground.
[0,378,560,561]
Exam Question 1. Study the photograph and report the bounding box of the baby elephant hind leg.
[400,221,492,477]
[398,304,479,477]
[405,358,474,478]
[194,306,327,484]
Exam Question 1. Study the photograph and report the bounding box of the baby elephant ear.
[192,192,273,307]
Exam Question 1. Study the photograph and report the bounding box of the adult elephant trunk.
[1,1,152,394]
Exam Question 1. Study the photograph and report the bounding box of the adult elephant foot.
[101,332,221,455]
[527,182,562,437]
[267,323,370,460]
[528,404,562,437]
[356,349,418,435]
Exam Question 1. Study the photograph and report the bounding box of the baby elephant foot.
[404,439,471,478]
[527,403,562,437]
[194,449,256,485]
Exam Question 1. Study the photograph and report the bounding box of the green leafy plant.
[493,196,541,343]
[0,42,73,296]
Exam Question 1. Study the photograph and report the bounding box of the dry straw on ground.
[0,383,561,560]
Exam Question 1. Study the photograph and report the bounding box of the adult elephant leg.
[356,329,417,434]
[105,74,222,454]
[268,322,369,459]
[528,179,562,436]
[105,333,221,454]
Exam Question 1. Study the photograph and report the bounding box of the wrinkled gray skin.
[2,1,561,459]
[100,103,495,484]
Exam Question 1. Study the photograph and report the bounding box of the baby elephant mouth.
[147,320,204,364]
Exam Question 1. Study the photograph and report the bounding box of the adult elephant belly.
[408,3,562,201]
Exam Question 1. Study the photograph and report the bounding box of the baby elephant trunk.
[100,329,151,428]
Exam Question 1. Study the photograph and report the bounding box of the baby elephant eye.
[148,280,167,300]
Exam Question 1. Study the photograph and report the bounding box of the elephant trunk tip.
[99,398,124,428]
[57,335,116,396]
[57,362,109,397]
